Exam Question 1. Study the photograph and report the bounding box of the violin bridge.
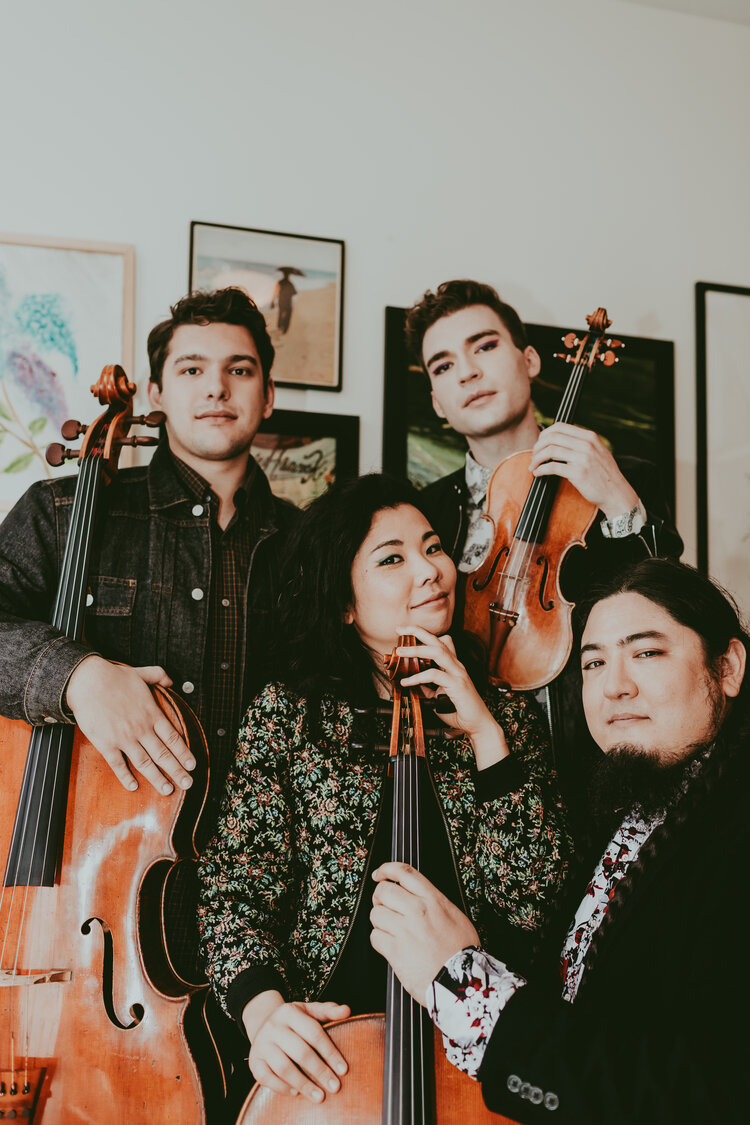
[488,604,519,626]
[0,967,72,987]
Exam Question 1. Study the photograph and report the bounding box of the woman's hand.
[395,625,509,769]
[370,862,479,1001]
[243,991,351,1103]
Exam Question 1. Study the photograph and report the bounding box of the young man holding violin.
[0,286,298,967]
[404,280,683,797]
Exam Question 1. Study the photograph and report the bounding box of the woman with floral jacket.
[197,474,572,1107]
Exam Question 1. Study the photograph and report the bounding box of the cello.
[462,309,623,690]
[236,638,516,1125]
[0,367,223,1121]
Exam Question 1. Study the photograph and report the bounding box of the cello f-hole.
[81,917,145,1031]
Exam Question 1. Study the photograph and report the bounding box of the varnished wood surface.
[463,449,597,691]
[0,699,212,1124]
[237,1014,517,1124]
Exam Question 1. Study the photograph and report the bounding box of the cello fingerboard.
[382,752,435,1124]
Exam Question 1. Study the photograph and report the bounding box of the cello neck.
[382,683,435,1123]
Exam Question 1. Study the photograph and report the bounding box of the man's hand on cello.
[65,654,196,794]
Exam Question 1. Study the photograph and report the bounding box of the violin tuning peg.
[553,352,575,363]
[604,337,624,349]
[45,443,80,467]
[561,332,580,349]
[599,350,619,367]
[60,419,85,440]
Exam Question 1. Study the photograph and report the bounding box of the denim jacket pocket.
[84,576,136,663]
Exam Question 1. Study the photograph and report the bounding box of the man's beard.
[587,678,725,833]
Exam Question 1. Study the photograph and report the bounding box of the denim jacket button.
[191,588,204,601]
[182,681,195,694]
[86,593,94,607]
[192,504,204,517]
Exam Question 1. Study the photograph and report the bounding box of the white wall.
[2,0,749,562]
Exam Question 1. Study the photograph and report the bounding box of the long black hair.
[268,473,437,706]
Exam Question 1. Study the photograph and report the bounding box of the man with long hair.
[372,558,748,1123]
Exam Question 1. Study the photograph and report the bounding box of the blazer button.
[182,682,195,694]
[191,588,204,601]
[544,1092,560,1111]
[530,1087,543,1105]
[507,1075,521,1094]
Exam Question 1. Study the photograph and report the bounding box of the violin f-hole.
[81,916,145,1031]
[536,555,555,611]
[471,545,509,592]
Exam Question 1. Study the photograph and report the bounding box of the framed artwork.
[382,306,676,512]
[0,232,135,515]
[189,221,344,392]
[696,281,750,612]
[251,408,359,507]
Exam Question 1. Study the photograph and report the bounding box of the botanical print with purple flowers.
[0,236,131,515]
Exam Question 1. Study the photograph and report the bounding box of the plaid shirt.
[170,453,261,830]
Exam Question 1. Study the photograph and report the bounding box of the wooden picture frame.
[252,408,359,507]
[189,221,345,391]
[0,232,135,514]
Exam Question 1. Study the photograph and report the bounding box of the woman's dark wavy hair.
[268,473,436,705]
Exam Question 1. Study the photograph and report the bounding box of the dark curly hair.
[404,279,529,368]
[147,287,274,390]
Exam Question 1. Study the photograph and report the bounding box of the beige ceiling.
[619,0,750,26]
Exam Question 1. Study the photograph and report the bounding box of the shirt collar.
[464,451,492,506]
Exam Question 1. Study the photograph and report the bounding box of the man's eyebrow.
[171,353,258,364]
[425,329,499,371]
[580,629,669,656]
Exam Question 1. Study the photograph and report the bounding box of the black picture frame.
[252,408,359,507]
[189,220,345,392]
[695,281,750,607]
[382,306,676,512]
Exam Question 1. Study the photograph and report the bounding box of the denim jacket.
[0,442,298,726]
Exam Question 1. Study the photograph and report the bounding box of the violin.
[0,368,223,1121]
[462,309,623,690]
[236,638,512,1124]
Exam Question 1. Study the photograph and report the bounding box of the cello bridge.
[0,967,72,987]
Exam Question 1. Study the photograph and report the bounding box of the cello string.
[1,454,99,1078]
[11,462,97,1071]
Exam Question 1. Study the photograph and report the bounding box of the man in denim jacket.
[0,287,298,826]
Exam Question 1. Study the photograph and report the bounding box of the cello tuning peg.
[120,435,160,447]
[45,442,80,467]
[553,352,575,363]
[561,332,580,349]
[60,419,85,440]
[603,337,624,349]
[129,410,166,427]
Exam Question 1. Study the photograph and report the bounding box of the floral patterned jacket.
[197,682,571,1019]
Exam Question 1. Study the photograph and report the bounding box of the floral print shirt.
[197,682,571,1020]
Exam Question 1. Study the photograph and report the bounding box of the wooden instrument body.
[237,1014,510,1125]
[463,449,597,691]
[0,688,213,1124]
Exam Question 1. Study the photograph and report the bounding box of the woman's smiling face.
[345,504,456,658]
